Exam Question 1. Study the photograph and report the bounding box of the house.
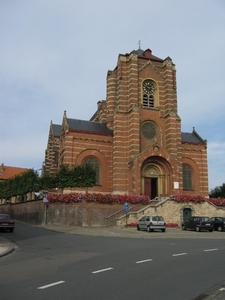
[44,47,208,198]
[0,164,29,181]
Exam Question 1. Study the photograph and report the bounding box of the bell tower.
[89,47,208,197]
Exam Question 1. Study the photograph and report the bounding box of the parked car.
[137,215,166,232]
[0,214,15,232]
[211,217,225,232]
[182,216,213,232]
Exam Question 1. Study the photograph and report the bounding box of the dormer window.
[142,80,155,108]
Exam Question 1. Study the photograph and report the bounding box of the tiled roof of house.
[0,165,29,180]
[67,118,113,135]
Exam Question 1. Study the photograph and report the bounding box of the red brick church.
[44,47,208,198]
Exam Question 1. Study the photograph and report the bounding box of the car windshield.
[153,216,164,221]
[202,217,211,222]
[0,215,10,220]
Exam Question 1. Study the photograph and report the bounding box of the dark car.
[137,215,166,232]
[211,217,225,232]
[0,214,15,232]
[182,216,213,232]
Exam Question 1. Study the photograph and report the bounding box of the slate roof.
[0,165,29,180]
[67,118,113,135]
[181,132,205,144]
[131,48,163,61]
[53,118,205,144]
[52,124,62,137]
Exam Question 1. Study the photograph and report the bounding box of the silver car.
[137,215,166,232]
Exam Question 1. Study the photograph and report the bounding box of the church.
[44,47,208,198]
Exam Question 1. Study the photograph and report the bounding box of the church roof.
[52,124,62,137]
[124,48,164,62]
[181,131,205,144]
[67,118,113,135]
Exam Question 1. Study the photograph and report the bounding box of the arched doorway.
[143,166,159,199]
[141,156,172,199]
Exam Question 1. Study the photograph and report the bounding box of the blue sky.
[0,0,224,190]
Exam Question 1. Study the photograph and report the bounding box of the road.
[0,222,225,300]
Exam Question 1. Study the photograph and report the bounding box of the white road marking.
[204,248,218,252]
[172,253,187,257]
[136,259,152,264]
[37,281,65,289]
[92,267,113,274]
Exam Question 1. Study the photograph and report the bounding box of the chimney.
[145,49,152,59]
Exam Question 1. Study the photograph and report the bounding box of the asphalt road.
[0,223,225,300]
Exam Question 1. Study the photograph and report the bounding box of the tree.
[210,183,225,198]
[0,163,96,201]
[54,164,71,192]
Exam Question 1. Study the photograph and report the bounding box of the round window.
[141,122,157,140]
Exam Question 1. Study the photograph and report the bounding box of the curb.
[0,245,14,258]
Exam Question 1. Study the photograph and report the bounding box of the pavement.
[0,223,225,299]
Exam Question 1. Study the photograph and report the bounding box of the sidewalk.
[0,234,15,258]
[0,224,225,299]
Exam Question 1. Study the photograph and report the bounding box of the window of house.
[83,157,100,185]
[183,164,193,190]
[142,80,155,108]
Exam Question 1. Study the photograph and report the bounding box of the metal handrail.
[105,203,141,219]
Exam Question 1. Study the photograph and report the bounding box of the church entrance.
[144,177,158,199]
[141,156,172,198]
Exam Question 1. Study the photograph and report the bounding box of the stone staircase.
[105,197,169,226]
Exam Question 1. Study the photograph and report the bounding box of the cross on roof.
[138,40,141,49]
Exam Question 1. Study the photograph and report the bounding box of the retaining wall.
[0,199,225,227]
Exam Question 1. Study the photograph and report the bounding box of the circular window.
[141,122,157,140]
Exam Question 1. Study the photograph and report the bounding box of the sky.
[0,0,224,191]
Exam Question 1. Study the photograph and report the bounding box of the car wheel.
[162,229,166,232]
[182,225,186,230]
[209,229,213,232]
[195,226,200,232]
[9,228,14,232]
[218,226,222,232]
[137,225,140,231]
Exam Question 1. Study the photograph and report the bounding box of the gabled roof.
[67,118,113,136]
[0,165,29,180]
[181,129,206,145]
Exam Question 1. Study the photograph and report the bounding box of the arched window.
[83,157,100,185]
[182,164,193,190]
[142,80,155,108]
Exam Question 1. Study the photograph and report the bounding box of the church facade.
[44,47,208,198]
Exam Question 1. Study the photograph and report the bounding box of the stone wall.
[46,202,123,227]
[0,200,125,227]
[117,199,225,226]
[0,200,44,224]
[1,199,224,227]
